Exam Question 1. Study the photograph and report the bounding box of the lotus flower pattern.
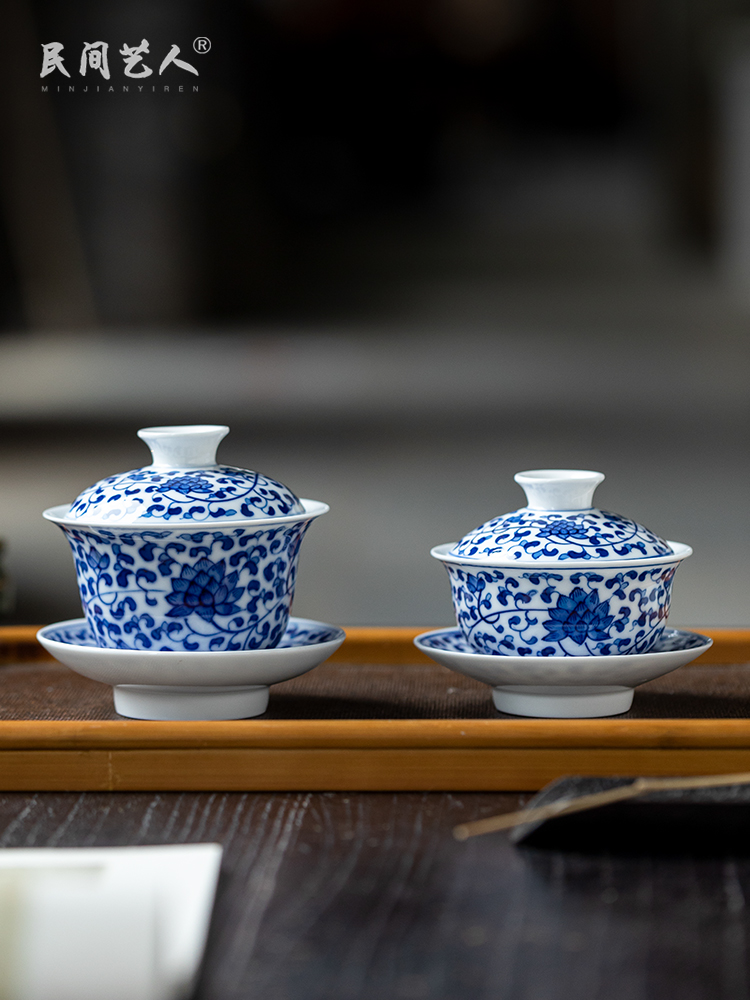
[542,587,614,645]
[536,519,590,542]
[161,474,215,495]
[166,558,243,622]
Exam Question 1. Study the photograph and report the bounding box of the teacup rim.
[43,498,329,530]
[430,540,692,570]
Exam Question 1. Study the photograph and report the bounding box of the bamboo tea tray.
[1,626,750,792]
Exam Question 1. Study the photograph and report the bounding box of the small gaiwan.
[431,469,691,657]
[44,425,328,652]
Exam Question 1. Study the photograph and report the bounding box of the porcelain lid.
[63,425,306,526]
[448,469,676,564]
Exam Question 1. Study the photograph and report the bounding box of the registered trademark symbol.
[193,37,211,53]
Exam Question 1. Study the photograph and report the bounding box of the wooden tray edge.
[4,747,750,792]
[2,717,750,750]
[1,625,747,665]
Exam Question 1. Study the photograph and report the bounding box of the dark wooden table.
[0,790,746,1000]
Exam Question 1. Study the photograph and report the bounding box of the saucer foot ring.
[492,685,634,719]
[113,684,269,721]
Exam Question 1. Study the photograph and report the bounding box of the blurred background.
[0,0,748,628]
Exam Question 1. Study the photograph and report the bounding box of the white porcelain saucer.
[414,627,712,718]
[37,617,345,721]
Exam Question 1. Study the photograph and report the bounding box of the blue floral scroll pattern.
[445,564,677,656]
[68,466,304,524]
[452,508,672,563]
[44,618,341,650]
[45,623,93,646]
[278,621,342,647]
[421,627,705,656]
[60,520,311,651]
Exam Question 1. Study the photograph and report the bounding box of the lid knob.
[514,469,605,511]
[137,425,229,469]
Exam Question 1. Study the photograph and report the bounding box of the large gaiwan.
[44,425,329,652]
[431,469,692,657]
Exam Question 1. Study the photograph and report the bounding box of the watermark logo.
[40,38,210,92]
[80,41,110,78]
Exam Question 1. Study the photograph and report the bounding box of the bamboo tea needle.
[452,772,750,841]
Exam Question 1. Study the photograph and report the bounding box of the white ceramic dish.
[0,844,222,1000]
[38,616,345,721]
[414,626,712,718]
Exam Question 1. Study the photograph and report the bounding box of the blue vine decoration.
[62,521,311,651]
[452,508,673,562]
[68,465,304,523]
[447,565,677,656]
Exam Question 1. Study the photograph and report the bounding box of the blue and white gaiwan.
[44,425,329,652]
[431,469,692,657]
